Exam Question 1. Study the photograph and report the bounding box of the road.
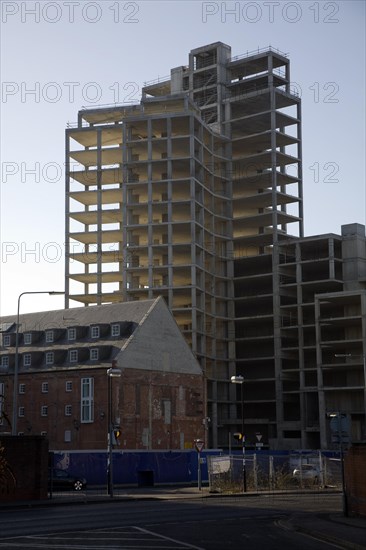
[0,493,344,549]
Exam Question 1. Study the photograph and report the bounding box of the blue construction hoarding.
[52,449,213,487]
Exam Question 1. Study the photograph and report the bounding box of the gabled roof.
[0,298,159,332]
[0,297,202,376]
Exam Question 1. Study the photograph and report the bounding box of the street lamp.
[12,290,65,435]
[231,375,246,492]
[107,365,122,497]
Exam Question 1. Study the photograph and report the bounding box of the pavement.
[1,486,365,549]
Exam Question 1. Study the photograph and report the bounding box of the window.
[163,399,171,424]
[18,406,25,417]
[68,328,76,341]
[42,382,48,393]
[64,430,71,442]
[65,381,73,392]
[69,350,78,363]
[111,324,120,337]
[90,348,99,361]
[41,405,48,417]
[45,352,54,365]
[3,335,11,347]
[91,326,99,339]
[65,405,72,416]
[24,333,32,345]
[19,383,25,394]
[23,354,31,367]
[45,330,54,343]
[81,377,94,423]
[1,356,9,367]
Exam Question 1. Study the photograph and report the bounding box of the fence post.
[269,455,274,490]
[253,453,258,491]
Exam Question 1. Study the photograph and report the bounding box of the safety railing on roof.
[143,75,171,87]
[230,45,288,63]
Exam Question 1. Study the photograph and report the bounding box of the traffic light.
[233,432,243,441]
[113,426,121,445]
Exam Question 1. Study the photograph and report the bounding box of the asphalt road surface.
[0,493,344,549]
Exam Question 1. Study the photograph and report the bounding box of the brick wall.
[0,435,48,501]
[345,443,366,518]
[0,368,204,451]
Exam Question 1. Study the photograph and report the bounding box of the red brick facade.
[0,367,204,451]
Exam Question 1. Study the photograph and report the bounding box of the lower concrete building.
[233,223,366,450]
[0,297,205,451]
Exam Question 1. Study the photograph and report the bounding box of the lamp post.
[12,290,65,436]
[107,365,122,497]
[231,375,246,493]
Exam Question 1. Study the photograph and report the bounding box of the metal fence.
[207,452,343,493]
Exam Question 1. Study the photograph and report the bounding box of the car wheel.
[74,480,83,491]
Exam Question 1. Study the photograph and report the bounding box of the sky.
[0,0,365,315]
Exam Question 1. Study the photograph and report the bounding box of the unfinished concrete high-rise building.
[65,42,305,449]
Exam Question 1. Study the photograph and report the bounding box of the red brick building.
[0,297,205,451]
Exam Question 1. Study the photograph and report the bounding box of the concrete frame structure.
[65,42,302,449]
[236,223,365,449]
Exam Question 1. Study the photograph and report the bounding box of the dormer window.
[45,352,54,365]
[24,333,32,345]
[111,324,120,337]
[70,350,78,363]
[68,328,76,341]
[3,335,11,347]
[90,348,99,361]
[45,330,54,343]
[91,326,100,339]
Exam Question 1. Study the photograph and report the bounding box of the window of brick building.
[81,377,94,423]
[111,324,120,337]
[45,330,54,343]
[45,352,54,365]
[90,348,99,361]
[3,335,11,347]
[91,326,100,339]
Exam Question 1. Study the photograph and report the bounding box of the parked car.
[292,464,319,483]
[48,468,87,491]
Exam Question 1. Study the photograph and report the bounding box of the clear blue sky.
[0,0,365,315]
